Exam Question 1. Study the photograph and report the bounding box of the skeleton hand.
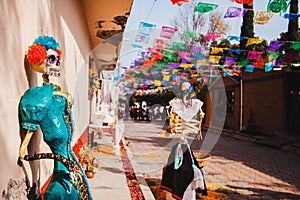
[17,157,23,167]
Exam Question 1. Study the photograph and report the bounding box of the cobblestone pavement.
[123,120,300,200]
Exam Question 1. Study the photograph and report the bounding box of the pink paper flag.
[160,26,177,39]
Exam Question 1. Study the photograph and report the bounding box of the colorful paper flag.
[172,42,186,50]
[265,62,273,72]
[290,42,300,50]
[247,51,263,60]
[245,65,255,72]
[196,59,208,67]
[153,39,168,49]
[135,34,150,43]
[180,63,194,69]
[194,53,206,60]
[254,10,274,25]
[210,47,224,54]
[223,70,232,76]
[228,49,243,55]
[203,33,220,41]
[190,44,204,54]
[226,36,243,43]
[267,0,290,13]
[162,49,178,62]
[160,26,178,39]
[267,40,285,52]
[184,30,197,39]
[143,59,156,66]
[209,55,222,64]
[252,58,267,68]
[131,44,143,49]
[148,47,160,54]
[224,56,236,66]
[171,73,180,81]
[162,71,171,81]
[224,7,244,18]
[138,22,156,36]
[168,62,180,69]
[194,2,218,13]
[245,38,264,46]
[170,0,190,6]
[231,0,253,6]
[156,61,168,69]
[178,51,191,60]
[151,52,163,60]
[283,13,300,20]
[267,52,280,62]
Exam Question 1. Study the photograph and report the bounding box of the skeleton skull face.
[181,81,192,95]
[27,36,62,77]
[44,49,61,77]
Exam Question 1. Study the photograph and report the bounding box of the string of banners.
[170,0,292,15]
[116,0,299,96]
[171,0,296,22]
[118,33,299,94]
[118,34,299,95]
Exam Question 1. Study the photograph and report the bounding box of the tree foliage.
[240,4,254,49]
[280,0,300,41]
[170,0,230,45]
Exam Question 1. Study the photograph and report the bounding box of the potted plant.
[79,145,97,178]
[88,72,100,100]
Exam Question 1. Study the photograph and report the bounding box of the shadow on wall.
[0,0,30,198]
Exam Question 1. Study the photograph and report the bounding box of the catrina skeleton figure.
[18,36,93,200]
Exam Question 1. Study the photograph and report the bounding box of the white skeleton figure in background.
[168,81,205,140]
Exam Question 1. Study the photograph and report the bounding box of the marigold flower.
[27,44,47,65]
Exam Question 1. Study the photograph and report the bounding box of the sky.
[119,0,299,66]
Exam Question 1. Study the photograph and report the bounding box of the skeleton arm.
[197,107,205,140]
[19,130,34,159]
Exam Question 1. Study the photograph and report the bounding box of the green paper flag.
[156,61,169,69]
[172,42,186,50]
[290,41,300,50]
[162,49,178,62]
[267,0,290,13]
[194,2,218,13]
[184,30,197,39]
[238,59,249,67]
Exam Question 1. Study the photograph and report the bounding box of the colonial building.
[207,67,300,136]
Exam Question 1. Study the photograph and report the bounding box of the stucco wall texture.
[0,0,93,197]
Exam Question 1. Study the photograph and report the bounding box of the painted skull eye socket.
[46,54,59,65]
[182,88,190,94]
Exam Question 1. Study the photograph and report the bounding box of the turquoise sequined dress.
[19,83,93,200]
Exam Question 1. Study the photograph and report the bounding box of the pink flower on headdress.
[27,44,47,65]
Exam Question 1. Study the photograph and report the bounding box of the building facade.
[208,68,300,136]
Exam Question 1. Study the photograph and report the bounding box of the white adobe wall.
[0,0,93,197]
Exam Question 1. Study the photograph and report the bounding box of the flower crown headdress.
[27,36,62,65]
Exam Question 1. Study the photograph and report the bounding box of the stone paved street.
[123,120,300,199]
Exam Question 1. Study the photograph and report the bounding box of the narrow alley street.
[122,120,300,199]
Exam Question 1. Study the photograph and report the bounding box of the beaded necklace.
[182,98,192,107]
